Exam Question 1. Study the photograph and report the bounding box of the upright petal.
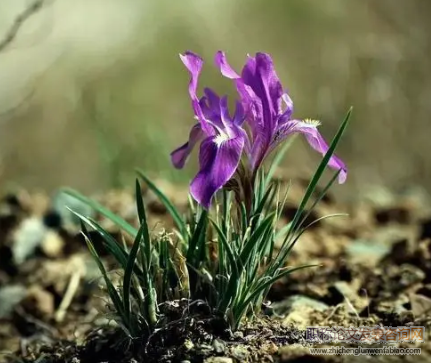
[219,96,235,135]
[278,93,294,125]
[180,51,202,100]
[199,88,222,128]
[215,51,263,141]
[255,53,284,116]
[171,124,204,169]
[180,51,214,135]
[237,53,284,169]
[214,51,240,79]
[273,120,347,183]
[232,100,245,126]
[190,135,244,208]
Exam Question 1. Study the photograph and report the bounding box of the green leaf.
[291,108,351,231]
[135,179,151,268]
[211,219,240,314]
[239,213,276,268]
[278,108,351,262]
[255,168,266,208]
[234,264,319,329]
[239,202,248,237]
[80,223,129,331]
[188,209,208,271]
[136,169,187,236]
[295,169,340,233]
[68,209,129,269]
[123,220,147,325]
[265,133,298,187]
[252,182,276,223]
[62,188,137,237]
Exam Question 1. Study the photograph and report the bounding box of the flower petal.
[180,51,214,135]
[199,88,222,127]
[233,100,245,126]
[236,53,284,169]
[171,124,204,169]
[273,120,347,183]
[214,52,263,139]
[219,96,235,134]
[241,53,283,136]
[190,135,244,208]
[214,51,240,79]
[278,93,294,124]
[255,53,284,116]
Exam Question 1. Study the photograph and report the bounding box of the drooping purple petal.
[272,120,347,183]
[180,52,214,136]
[190,135,245,208]
[171,123,204,169]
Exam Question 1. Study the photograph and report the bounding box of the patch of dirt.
[1,178,431,362]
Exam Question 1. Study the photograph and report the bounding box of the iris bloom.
[171,51,347,209]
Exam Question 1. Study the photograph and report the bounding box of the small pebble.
[12,217,47,264]
[21,286,55,319]
[41,230,65,258]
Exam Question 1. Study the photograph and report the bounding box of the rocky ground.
[1,175,431,362]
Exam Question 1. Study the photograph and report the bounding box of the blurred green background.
[0,0,430,200]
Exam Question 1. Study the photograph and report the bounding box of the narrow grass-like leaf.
[240,202,248,237]
[211,220,240,314]
[265,133,298,187]
[80,223,128,330]
[252,182,276,222]
[68,209,130,269]
[62,188,138,237]
[274,108,351,269]
[234,264,319,329]
[136,169,186,235]
[295,170,340,233]
[255,168,266,208]
[186,209,208,265]
[211,220,238,272]
[302,213,348,231]
[288,108,351,234]
[282,213,348,266]
[135,179,152,268]
[123,221,147,326]
[239,213,276,267]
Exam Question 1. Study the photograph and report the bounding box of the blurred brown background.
[0,0,430,200]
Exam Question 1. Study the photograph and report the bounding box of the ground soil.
[1,176,431,362]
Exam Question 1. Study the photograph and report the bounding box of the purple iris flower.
[171,51,347,209]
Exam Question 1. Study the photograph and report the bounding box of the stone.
[11,217,47,264]
[41,230,65,258]
[230,345,249,361]
[346,239,390,265]
[410,294,431,317]
[212,338,226,354]
[274,295,329,313]
[204,358,233,363]
[20,286,55,319]
[52,190,95,228]
[0,285,26,318]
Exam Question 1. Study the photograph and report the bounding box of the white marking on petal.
[214,132,229,147]
[303,118,322,127]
